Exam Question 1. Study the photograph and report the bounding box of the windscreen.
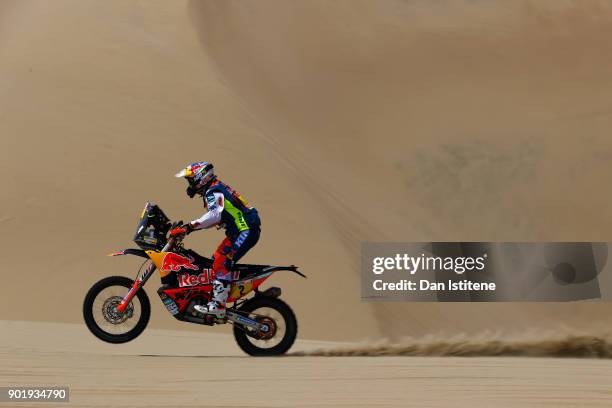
[132,202,171,250]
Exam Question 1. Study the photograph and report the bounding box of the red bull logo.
[161,253,199,272]
[178,269,213,287]
[178,270,241,287]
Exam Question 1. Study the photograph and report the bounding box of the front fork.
[116,262,156,313]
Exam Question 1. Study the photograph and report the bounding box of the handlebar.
[170,220,184,230]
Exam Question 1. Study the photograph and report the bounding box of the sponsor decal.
[162,297,179,315]
[230,279,254,298]
[178,269,240,287]
[235,314,258,326]
[234,231,247,247]
[178,269,214,287]
[161,253,199,272]
[206,193,217,210]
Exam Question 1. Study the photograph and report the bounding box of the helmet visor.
[174,168,194,178]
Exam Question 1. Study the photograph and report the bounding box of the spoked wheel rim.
[243,307,286,350]
[91,286,142,336]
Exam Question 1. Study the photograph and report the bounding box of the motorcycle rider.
[170,162,261,318]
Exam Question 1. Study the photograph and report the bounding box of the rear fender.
[228,272,273,302]
[262,265,306,278]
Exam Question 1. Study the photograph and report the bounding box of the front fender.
[108,248,149,259]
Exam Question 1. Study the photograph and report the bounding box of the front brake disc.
[102,296,132,324]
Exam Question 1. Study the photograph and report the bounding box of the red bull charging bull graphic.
[161,253,199,272]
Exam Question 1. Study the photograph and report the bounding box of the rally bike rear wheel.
[232,296,297,356]
[83,276,151,344]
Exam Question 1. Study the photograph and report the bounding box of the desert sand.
[2,0,612,406]
[2,320,612,408]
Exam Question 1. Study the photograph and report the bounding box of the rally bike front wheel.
[232,296,298,356]
[83,276,151,344]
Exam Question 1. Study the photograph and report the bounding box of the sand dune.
[188,0,612,340]
[2,0,612,341]
[0,0,379,341]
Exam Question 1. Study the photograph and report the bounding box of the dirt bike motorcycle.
[83,202,305,356]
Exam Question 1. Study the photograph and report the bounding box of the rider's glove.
[169,223,193,237]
